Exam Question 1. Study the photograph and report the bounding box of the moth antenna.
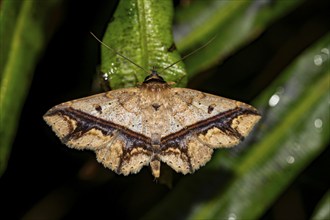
[90,32,150,75]
[158,36,217,75]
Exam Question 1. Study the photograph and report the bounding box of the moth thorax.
[141,82,170,92]
[151,133,161,147]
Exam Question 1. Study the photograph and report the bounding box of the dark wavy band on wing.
[44,107,152,149]
[160,107,260,149]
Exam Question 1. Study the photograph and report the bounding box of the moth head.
[143,70,166,84]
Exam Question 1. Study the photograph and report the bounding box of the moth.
[44,35,261,178]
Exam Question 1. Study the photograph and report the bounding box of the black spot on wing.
[94,104,103,114]
[208,104,215,114]
[152,103,161,111]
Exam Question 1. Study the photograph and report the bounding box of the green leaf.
[101,0,187,89]
[0,0,61,176]
[142,34,330,220]
[174,0,303,77]
[311,190,330,220]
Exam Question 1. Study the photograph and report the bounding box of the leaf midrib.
[137,0,149,71]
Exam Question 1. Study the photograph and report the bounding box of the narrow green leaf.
[0,0,22,77]
[0,0,61,176]
[142,34,330,220]
[311,190,330,220]
[174,0,303,77]
[101,0,187,89]
[202,68,329,220]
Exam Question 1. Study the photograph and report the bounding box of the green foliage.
[0,0,61,176]
[311,190,330,220]
[101,0,187,89]
[174,0,303,77]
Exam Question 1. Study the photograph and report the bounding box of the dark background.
[1,0,329,219]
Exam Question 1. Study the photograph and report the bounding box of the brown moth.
[44,33,260,178]
[44,70,260,178]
